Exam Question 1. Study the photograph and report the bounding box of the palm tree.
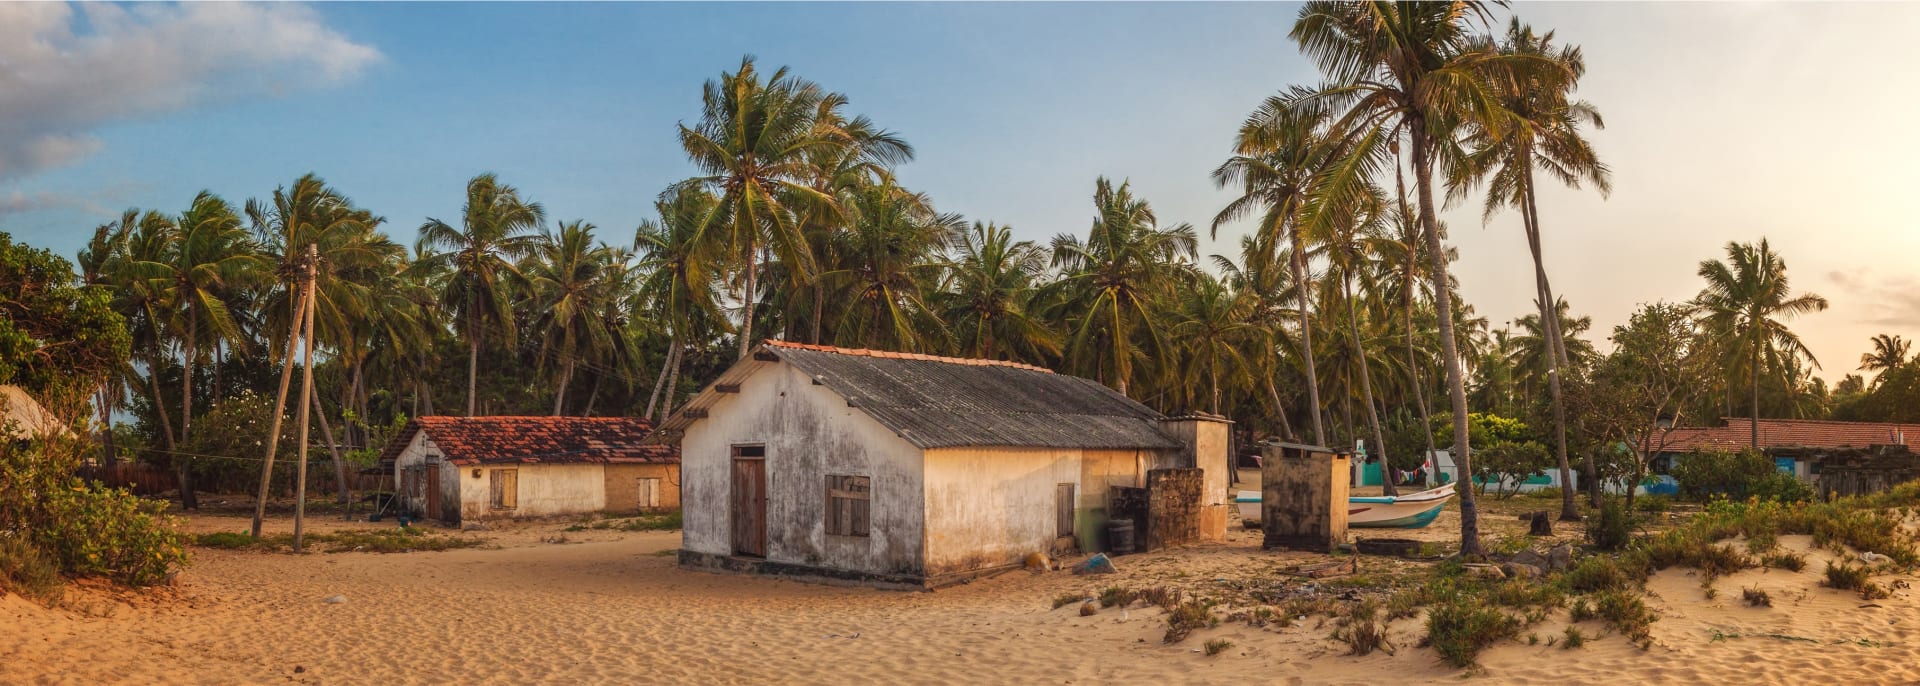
[1216,234,1301,440]
[167,191,265,445]
[418,173,545,416]
[938,221,1060,363]
[1320,192,1396,494]
[1289,0,1539,555]
[636,186,727,420]
[1212,96,1347,447]
[1169,275,1257,415]
[524,221,622,415]
[1456,19,1607,516]
[1050,177,1196,396]
[677,56,844,359]
[1694,239,1829,448]
[821,182,956,351]
[1860,334,1909,383]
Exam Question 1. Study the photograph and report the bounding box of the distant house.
[649,341,1230,589]
[1653,417,1920,481]
[382,416,679,526]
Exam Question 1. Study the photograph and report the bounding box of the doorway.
[731,445,767,557]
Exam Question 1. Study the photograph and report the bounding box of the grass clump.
[1163,600,1218,644]
[1140,586,1183,611]
[0,534,63,604]
[1563,555,1631,593]
[1592,589,1655,645]
[1425,600,1520,668]
[1099,586,1138,608]
[1761,550,1806,572]
[565,511,683,532]
[1561,626,1586,649]
[1204,638,1234,657]
[1741,587,1772,607]
[1586,498,1636,551]
[1822,561,1890,599]
[192,527,482,554]
[1334,600,1394,656]
[1052,591,1088,609]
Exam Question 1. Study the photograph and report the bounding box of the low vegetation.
[565,511,683,532]
[193,527,483,554]
[1203,639,1234,657]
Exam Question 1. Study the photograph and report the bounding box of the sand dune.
[5,514,1919,685]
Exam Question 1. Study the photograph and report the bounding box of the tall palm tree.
[938,221,1060,363]
[167,191,265,444]
[1290,0,1542,554]
[636,186,727,420]
[677,56,844,359]
[1320,192,1397,494]
[1212,97,1348,447]
[1170,274,1257,415]
[1216,234,1302,440]
[418,173,545,416]
[1860,334,1909,383]
[524,221,622,415]
[1694,238,1829,448]
[1456,19,1607,516]
[821,182,956,351]
[1050,177,1196,396]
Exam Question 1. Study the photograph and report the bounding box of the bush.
[1561,626,1586,649]
[1762,550,1806,572]
[1204,638,1234,657]
[1335,601,1393,656]
[1741,587,1771,607]
[1824,562,1873,594]
[1592,589,1655,644]
[1750,473,1815,503]
[1099,586,1138,608]
[1586,498,1635,551]
[1672,449,1807,501]
[1425,600,1519,668]
[1,434,189,588]
[1164,600,1217,643]
[1052,592,1088,609]
[1563,555,1631,593]
[0,534,62,603]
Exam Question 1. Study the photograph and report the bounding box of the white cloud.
[0,2,380,180]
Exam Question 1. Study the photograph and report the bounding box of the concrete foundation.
[1261,443,1350,552]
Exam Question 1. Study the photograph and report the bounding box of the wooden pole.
[251,255,313,538]
[293,245,319,552]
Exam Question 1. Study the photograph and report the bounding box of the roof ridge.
[1720,417,1920,428]
[762,340,1055,374]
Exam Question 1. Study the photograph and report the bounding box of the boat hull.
[1234,484,1455,529]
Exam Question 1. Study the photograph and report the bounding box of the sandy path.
[6,516,1920,685]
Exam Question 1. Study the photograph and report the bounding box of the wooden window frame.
[825,474,871,537]
[1056,483,1076,538]
[490,468,518,510]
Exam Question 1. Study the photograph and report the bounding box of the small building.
[1653,417,1920,481]
[649,341,1230,589]
[382,416,679,526]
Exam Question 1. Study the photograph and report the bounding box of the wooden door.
[425,464,443,520]
[731,457,767,557]
[637,477,661,511]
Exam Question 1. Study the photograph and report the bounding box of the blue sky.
[7,2,1920,383]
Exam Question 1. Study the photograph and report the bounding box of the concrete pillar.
[1261,443,1350,552]
[1158,414,1233,542]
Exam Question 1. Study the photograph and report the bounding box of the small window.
[733,445,766,459]
[825,475,871,537]
[490,469,518,509]
[1056,483,1076,537]
[637,477,662,509]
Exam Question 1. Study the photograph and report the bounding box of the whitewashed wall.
[453,463,607,521]
[680,361,927,576]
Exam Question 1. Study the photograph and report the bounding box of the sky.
[4,2,1919,385]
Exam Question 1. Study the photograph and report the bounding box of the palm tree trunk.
[1519,162,1580,518]
[310,382,351,505]
[1750,345,1761,448]
[583,374,603,417]
[98,385,117,468]
[1288,229,1326,447]
[663,344,685,417]
[645,338,676,421]
[552,358,574,416]
[467,309,481,417]
[213,339,223,402]
[181,307,195,445]
[1395,153,1438,479]
[812,283,825,345]
[737,244,758,360]
[1411,122,1481,557]
[1343,274,1395,497]
[148,354,177,451]
[1264,375,1297,441]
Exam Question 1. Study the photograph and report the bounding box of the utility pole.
[251,247,314,538]
[293,245,319,552]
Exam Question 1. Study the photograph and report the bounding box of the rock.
[1500,562,1543,580]
[323,595,347,604]
[1862,552,1892,564]
[1465,563,1506,580]
[1024,552,1052,572]
[1510,549,1547,568]
[1080,601,1099,616]
[294,666,306,674]
[1074,553,1116,575]
[1547,544,1575,572]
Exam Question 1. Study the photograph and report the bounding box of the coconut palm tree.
[524,221,622,415]
[1215,233,1301,440]
[1288,0,1541,555]
[1694,239,1829,448]
[418,173,545,416]
[821,182,956,352]
[1169,274,1258,415]
[636,186,727,420]
[1860,334,1909,383]
[1456,19,1607,516]
[1050,177,1197,396]
[938,221,1060,363]
[677,56,844,359]
[167,191,265,445]
[1320,192,1397,494]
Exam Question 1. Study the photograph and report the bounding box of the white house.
[649,341,1230,589]
[383,416,679,526]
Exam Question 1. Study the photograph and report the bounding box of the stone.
[1510,549,1547,568]
[1500,562,1543,580]
[1528,511,1553,536]
[323,595,347,604]
[1465,563,1506,580]
[1080,601,1099,616]
[1547,544,1575,572]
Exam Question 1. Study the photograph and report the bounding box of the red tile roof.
[1654,417,1920,453]
[763,340,1055,374]
[380,416,678,466]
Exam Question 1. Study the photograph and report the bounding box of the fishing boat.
[1234,483,1456,529]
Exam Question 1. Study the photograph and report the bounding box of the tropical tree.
[1860,334,1909,383]
[418,173,546,416]
[938,221,1060,363]
[1050,177,1196,396]
[1169,274,1258,414]
[821,182,956,351]
[1693,238,1829,448]
[1289,0,1545,554]
[524,221,624,415]
[635,186,727,420]
[166,192,265,444]
[677,56,844,359]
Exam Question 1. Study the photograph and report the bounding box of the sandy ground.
[6,497,1920,685]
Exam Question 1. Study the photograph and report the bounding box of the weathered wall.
[679,361,926,576]
[1262,447,1350,552]
[391,431,457,520]
[1076,449,1149,552]
[456,463,607,521]
[1145,468,1204,550]
[604,463,682,512]
[1156,416,1232,541]
[922,447,1082,576]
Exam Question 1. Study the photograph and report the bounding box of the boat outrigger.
[1235,483,1456,529]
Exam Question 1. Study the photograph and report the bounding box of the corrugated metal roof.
[649,341,1181,451]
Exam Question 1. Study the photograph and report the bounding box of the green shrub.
[1761,550,1806,572]
[1,436,188,587]
[1592,589,1655,643]
[1586,498,1635,551]
[1204,638,1234,656]
[1741,587,1771,607]
[1561,626,1586,649]
[1426,600,1519,668]
[1563,555,1631,593]
[1824,562,1873,594]
[1672,449,1810,502]
[1750,473,1814,503]
[1335,601,1393,656]
[0,534,62,603]
[1634,495,1672,513]
[1099,586,1138,608]
[1053,592,1087,609]
[1164,600,1217,643]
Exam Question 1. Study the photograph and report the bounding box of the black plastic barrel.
[1106,519,1136,555]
